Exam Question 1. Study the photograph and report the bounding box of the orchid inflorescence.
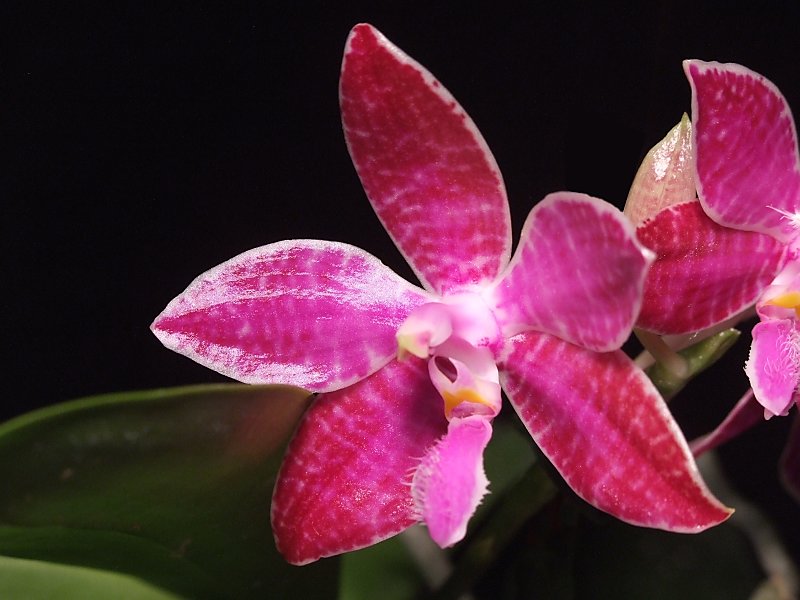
[151,23,799,565]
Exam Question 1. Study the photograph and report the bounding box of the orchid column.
[151,24,730,565]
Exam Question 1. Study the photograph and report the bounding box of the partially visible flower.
[630,60,800,499]
[152,25,731,565]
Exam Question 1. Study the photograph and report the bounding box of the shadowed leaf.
[0,384,338,599]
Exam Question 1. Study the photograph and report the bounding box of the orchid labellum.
[629,60,800,499]
[152,24,730,565]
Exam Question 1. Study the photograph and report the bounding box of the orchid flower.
[151,24,730,565]
[629,60,800,500]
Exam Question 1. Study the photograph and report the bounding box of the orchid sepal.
[624,113,695,226]
[685,59,800,244]
[155,23,732,566]
[340,23,512,295]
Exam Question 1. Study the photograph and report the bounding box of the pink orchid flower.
[631,60,800,500]
[151,24,730,565]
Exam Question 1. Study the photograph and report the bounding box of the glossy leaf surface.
[0,384,338,599]
[0,554,181,600]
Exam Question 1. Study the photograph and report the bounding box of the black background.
[7,0,800,562]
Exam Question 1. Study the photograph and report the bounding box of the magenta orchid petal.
[745,319,800,417]
[271,358,446,565]
[690,390,763,456]
[411,415,492,547]
[780,416,800,502]
[340,23,512,294]
[151,240,431,391]
[157,25,732,562]
[636,201,786,334]
[499,331,732,531]
[490,192,653,352]
[686,60,800,243]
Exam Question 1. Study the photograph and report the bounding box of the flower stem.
[643,328,740,401]
[634,328,689,377]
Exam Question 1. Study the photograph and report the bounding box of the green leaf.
[0,554,182,600]
[339,534,424,600]
[0,384,339,599]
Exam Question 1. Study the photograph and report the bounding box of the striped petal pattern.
[155,24,733,566]
[636,201,786,334]
[490,193,652,352]
[340,24,511,295]
[151,240,431,391]
[499,331,732,532]
[271,359,446,565]
[687,60,800,244]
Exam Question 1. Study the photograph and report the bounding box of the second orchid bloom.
[629,60,800,500]
[152,24,730,565]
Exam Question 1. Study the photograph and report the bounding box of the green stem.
[635,328,688,377]
[644,328,740,401]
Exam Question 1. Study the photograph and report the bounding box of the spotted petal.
[499,331,732,531]
[151,240,431,391]
[690,390,764,456]
[686,60,800,243]
[745,318,800,417]
[271,359,446,565]
[340,24,511,295]
[490,192,652,352]
[636,201,786,334]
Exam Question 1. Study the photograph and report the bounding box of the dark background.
[7,0,800,563]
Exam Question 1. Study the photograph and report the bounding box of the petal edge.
[499,331,732,532]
